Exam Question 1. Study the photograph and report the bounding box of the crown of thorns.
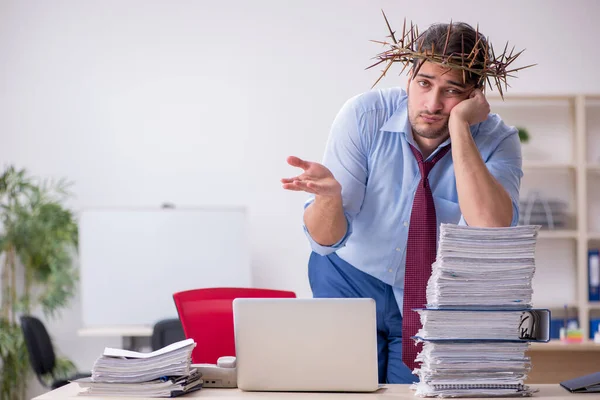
[367,11,535,98]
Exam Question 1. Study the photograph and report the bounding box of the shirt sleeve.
[483,127,523,227]
[303,96,369,255]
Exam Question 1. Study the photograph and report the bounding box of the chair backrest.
[151,318,186,350]
[173,287,296,364]
[20,315,56,378]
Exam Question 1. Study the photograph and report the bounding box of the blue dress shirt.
[303,87,523,311]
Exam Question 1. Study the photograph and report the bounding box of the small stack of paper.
[413,223,546,398]
[75,339,202,397]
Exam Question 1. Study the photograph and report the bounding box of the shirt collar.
[379,100,452,158]
[379,108,410,134]
[379,98,410,134]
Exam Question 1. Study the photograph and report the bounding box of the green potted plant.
[0,166,79,399]
[517,126,530,144]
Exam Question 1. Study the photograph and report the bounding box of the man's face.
[407,61,473,140]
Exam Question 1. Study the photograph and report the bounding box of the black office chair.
[151,318,186,350]
[20,315,90,389]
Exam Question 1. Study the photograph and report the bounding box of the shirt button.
[396,247,401,251]
[403,221,409,227]
[388,269,393,273]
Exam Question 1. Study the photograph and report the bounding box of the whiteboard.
[79,207,250,327]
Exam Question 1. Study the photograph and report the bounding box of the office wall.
[0,0,598,397]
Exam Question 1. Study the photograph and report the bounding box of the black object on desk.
[561,372,600,393]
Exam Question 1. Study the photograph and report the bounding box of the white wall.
[1,0,599,397]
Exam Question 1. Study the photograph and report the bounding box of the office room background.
[1,0,600,397]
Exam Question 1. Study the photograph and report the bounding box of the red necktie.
[402,143,451,372]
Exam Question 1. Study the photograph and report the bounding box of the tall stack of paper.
[413,223,548,398]
[427,224,537,308]
[75,339,203,397]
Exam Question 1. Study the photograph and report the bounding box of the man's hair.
[412,22,489,87]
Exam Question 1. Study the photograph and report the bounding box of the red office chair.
[172,287,296,364]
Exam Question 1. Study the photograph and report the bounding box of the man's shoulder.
[472,113,520,159]
[477,112,518,139]
[343,87,407,116]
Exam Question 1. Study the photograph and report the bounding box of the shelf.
[523,161,576,170]
[536,304,579,309]
[529,340,600,351]
[489,94,576,101]
[502,95,600,344]
[587,164,600,172]
[488,96,574,105]
[537,230,578,239]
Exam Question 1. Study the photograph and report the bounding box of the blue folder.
[589,249,600,302]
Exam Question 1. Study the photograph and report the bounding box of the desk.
[77,326,153,351]
[32,383,599,399]
[527,340,600,383]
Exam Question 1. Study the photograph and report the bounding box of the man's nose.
[425,90,443,114]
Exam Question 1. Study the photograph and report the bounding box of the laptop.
[232,297,379,392]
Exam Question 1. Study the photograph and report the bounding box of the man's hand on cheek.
[449,89,491,128]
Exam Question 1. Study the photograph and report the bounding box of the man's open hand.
[281,156,342,197]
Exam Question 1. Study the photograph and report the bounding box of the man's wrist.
[448,116,471,136]
[313,193,343,208]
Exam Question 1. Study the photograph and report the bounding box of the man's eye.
[418,81,429,87]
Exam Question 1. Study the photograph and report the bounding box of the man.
[281,20,523,384]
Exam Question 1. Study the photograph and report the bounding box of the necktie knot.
[409,144,451,180]
[421,161,434,179]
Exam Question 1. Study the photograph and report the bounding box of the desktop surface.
[33,383,600,399]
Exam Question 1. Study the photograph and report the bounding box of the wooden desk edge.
[32,383,596,399]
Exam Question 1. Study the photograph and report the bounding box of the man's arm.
[304,194,346,246]
[449,89,514,227]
